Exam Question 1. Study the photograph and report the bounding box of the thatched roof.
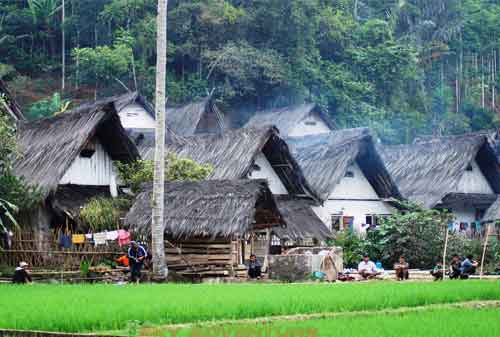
[272,196,332,242]
[0,79,25,121]
[286,128,401,202]
[483,196,500,223]
[140,126,318,200]
[13,103,139,196]
[51,184,111,220]
[244,103,335,136]
[167,96,225,136]
[380,134,500,208]
[70,91,154,118]
[124,179,283,238]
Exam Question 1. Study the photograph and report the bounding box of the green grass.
[0,281,499,333]
[175,308,500,337]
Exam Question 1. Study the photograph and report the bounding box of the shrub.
[80,197,131,232]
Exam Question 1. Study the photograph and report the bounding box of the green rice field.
[173,307,500,337]
[0,281,499,333]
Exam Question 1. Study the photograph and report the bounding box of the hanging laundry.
[85,233,93,240]
[93,232,107,245]
[106,230,119,241]
[118,229,131,247]
[72,234,85,244]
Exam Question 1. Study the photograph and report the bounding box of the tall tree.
[151,0,168,279]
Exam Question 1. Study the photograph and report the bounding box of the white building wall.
[118,103,156,130]
[248,152,289,195]
[312,163,395,233]
[288,114,331,137]
[60,140,117,187]
[456,160,494,194]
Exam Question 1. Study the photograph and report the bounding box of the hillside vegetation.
[1,0,500,142]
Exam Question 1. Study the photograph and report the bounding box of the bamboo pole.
[442,227,449,281]
[479,224,491,279]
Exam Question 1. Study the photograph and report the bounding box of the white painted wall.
[60,139,118,188]
[118,103,155,130]
[456,160,494,194]
[288,114,331,137]
[248,152,289,195]
[312,163,394,233]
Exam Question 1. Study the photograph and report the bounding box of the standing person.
[247,254,262,280]
[460,254,478,279]
[449,254,462,279]
[358,254,380,280]
[128,241,147,284]
[12,262,32,284]
[393,256,409,281]
[430,261,444,281]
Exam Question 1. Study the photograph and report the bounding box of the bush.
[116,153,213,193]
[79,197,131,232]
[364,202,454,269]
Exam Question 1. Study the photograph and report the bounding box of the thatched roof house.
[272,196,332,244]
[140,126,318,200]
[74,91,224,137]
[483,197,500,223]
[287,128,400,203]
[244,103,334,137]
[380,134,500,209]
[0,79,25,121]
[14,102,139,196]
[125,179,283,239]
[285,128,401,233]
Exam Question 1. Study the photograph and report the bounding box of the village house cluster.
[1,83,500,278]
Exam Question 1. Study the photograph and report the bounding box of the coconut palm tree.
[152,0,168,279]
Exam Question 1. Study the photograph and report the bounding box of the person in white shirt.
[358,254,380,280]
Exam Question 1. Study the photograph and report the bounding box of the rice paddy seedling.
[177,308,500,337]
[0,281,498,333]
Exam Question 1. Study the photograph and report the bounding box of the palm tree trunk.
[61,0,66,93]
[152,0,168,279]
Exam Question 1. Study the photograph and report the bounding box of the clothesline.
[59,229,131,248]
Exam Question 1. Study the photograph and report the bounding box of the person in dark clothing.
[430,261,444,281]
[12,262,32,284]
[460,254,478,279]
[128,241,147,283]
[394,256,409,281]
[248,254,262,279]
[449,255,462,279]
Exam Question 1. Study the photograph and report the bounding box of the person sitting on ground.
[449,254,462,279]
[12,262,32,284]
[247,254,262,280]
[460,254,478,279]
[357,254,380,280]
[393,256,409,281]
[430,261,444,281]
[127,241,147,284]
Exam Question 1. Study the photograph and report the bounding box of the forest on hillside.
[1,0,500,143]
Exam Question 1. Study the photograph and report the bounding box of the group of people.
[11,241,149,284]
[357,254,409,281]
[430,254,479,280]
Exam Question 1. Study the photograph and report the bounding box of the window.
[304,121,317,126]
[126,112,138,117]
[80,140,96,158]
[345,171,354,178]
[331,215,343,231]
[365,215,373,226]
[271,235,281,246]
[466,163,473,171]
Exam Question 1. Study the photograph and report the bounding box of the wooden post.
[479,224,491,279]
[442,227,449,280]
